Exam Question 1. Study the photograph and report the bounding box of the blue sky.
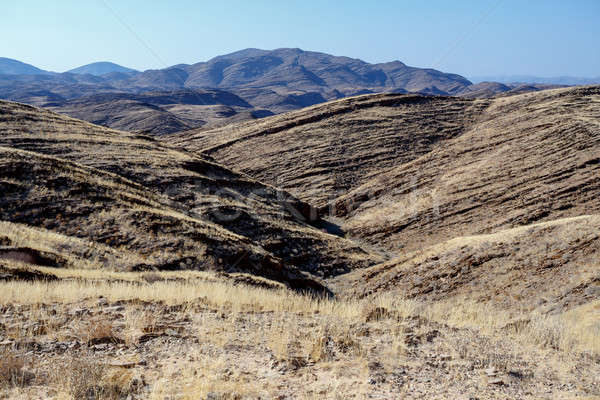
[2,0,599,78]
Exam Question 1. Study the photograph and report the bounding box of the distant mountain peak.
[470,75,600,86]
[67,62,137,76]
[0,57,49,75]
[185,48,471,95]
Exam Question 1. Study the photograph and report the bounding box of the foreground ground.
[0,267,598,399]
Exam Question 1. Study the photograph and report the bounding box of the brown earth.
[1,273,598,399]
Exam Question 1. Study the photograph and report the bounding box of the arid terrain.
[0,84,599,399]
[175,86,600,251]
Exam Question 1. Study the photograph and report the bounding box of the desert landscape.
[1,2,599,398]
[0,82,598,399]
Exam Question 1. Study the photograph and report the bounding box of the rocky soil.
[1,295,598,399]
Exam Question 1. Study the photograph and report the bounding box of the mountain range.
[471,75,600,85]
[0,48,588,134]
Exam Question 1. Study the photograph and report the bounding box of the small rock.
[89,336,124,345]
[488,378,504,385]
[103,305,125,313]
[508,370,525,379]
[485,367,498,376]
[368,361,383,371]
[108,360,147,369]
[138,333,161,344]
[425,330,440,342]
[362,306,392,322]
[287,356,307,370]
[164,329,179,337]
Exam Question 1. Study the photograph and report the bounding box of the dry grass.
[0,269,597,359]
[0,270,598,398]
[423,297,600,356]
[0,220,139,270]
[50,358,141,400]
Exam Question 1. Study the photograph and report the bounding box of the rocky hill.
[46,89,266,135]
[174,86,599,248]
[333,215,600,311]
[171,93,489,207]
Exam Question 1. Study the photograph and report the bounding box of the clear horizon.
[2,0,599,78]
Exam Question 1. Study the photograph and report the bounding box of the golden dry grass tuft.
[0,349,26,389]
[50,358,142,400]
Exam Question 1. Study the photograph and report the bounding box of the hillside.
[333,215,600,310]
[0,100,380,291]
[46,89,264,135]
[172,93,489,207]
[173,86,600,254]
[331,86,600,252]
[1,88,599,400]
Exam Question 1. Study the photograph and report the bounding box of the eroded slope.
[332,86,600,252]
[0,101,380,291]
[333,215,600,311]
[173,93,489,207]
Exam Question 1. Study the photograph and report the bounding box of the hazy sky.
[2,0,599,78]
